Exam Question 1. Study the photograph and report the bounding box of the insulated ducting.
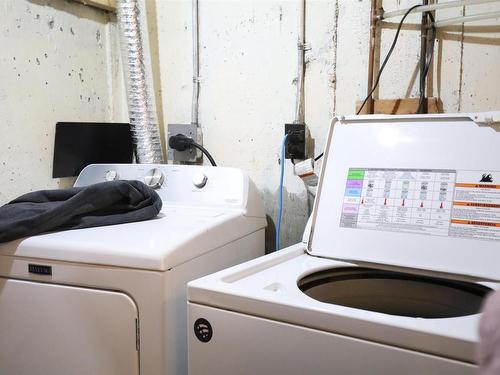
[117,0,163,164]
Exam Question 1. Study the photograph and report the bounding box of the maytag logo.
[480,173,493,183]
[28,264,52,275]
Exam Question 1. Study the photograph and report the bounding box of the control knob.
[143,168,165,189]
[105,170,119,181]
[192,172,208,188]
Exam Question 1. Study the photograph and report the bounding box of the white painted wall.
[0,0,127,204]
[156,0,500,250]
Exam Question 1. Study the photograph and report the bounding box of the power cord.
[168,134,217,166]
[313,4,425,163]
[356,4,422,116]
[417,11,436,114]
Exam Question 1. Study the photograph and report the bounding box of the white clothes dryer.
[188,113,500,375]
[0,163,266,375]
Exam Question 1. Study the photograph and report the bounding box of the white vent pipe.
[380,0,500,20]
[192,0,200,125]
[434,11,500,27]
[295,0,306,124]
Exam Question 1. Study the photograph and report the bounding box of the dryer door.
[0,277,139,375]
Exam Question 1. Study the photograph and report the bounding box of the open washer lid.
[308,112,500,282]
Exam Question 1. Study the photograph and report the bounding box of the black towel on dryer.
[0,180,162,243]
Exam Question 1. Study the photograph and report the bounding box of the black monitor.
[52,122,133,178]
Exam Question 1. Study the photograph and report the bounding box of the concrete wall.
[1,0,499,250]
[156,0,500,250]
[0,0,127,205]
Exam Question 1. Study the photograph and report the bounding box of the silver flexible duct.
[117,0,164,163]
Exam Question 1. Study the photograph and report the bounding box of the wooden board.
[72,0,117,12]
[356,97,443,115]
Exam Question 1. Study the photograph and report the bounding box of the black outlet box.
[285,123,306,159]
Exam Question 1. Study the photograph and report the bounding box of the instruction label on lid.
[450,170,500,240]
[340,168,500,241]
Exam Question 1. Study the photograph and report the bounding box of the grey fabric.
[0,180,162,243]
[479,290,500,375]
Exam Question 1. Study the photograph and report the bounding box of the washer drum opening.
[298,267,492,319]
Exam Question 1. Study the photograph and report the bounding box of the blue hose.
[276,133,289,251]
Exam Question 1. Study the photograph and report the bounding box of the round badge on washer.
[194,318,213,343]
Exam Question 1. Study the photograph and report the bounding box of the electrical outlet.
[284,123,307,159]
[167,124,202,163]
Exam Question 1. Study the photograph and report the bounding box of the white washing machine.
[0,163,266,375]
[188,112,500,375]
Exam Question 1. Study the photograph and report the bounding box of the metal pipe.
[366,0,378,114]
[433,11,500,27]
[380,0,500,20]
[191,0,200,125]
[294,0,306,124]
[117,0,164,163]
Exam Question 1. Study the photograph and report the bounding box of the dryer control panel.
[74,164,255,212]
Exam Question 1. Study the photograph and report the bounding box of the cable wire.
[315,4,431,162]
[191,141,217,167]
[276,133,289,251]
[357,4,422,115]
[417,11,436,114]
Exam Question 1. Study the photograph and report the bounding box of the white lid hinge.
[472,113,500,131]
